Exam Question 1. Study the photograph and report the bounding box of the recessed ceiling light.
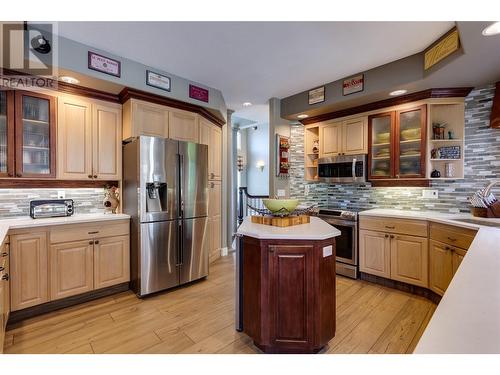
[482,22,500,36]
[297,114,309,119]
[389,89,407,96]
[242,102,252,107]
[59,76,80,84]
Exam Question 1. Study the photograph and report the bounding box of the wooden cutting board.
[251,215,310,227]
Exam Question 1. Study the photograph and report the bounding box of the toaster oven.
[29,199,74,219]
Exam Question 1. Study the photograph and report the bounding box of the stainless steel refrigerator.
[123,136,209,297]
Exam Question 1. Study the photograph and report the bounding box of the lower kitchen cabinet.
[429,239,455,296]
[0,239,9,354]
[9,221,130,313]
[359,229,391,278]
[50,240,94,301]
[390,234,428,287]
[94,235,130,290]
[359,228,428,288]
[10,232,49,311]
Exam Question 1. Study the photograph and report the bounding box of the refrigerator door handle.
[179,153,185,218]
[178,220,184,265]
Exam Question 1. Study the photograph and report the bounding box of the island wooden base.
[241,236,336,354]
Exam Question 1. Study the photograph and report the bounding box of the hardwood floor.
[3,254,436,354]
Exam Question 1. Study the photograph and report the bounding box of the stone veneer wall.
[0,188,106,218]
[289,85,500,213]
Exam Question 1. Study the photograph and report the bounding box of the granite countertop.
[359,208,500,353]
[237,216,341,240]
[0,213,130,244]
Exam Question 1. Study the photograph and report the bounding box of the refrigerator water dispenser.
[145,182,167,212]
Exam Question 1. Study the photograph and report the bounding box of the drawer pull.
[1,274,9,281]
[447,237,457,242]
[1,252,7,257]
[385,226,395,229]
[0,266,4,272]
[88,231,99,234]
[94,240,99,245]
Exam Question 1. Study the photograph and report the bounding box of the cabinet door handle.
[94,240,99,245]
[385,226,395,229]
[1,252,7,257]
[88,174,93,179]
[16,173,22,177]
[390,235,395,239]
[0,267,4,272]
[447,237,457,242]
[93,174,98,178]
[210,173,214,179]
[89,241,94,245]
[445,246,450,251]
[1,274,9,281]
[8,172,13,177]
[384,234,389,238]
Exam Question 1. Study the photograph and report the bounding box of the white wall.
[246,123,270,196]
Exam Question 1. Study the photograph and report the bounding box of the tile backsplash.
[290,84,500,213]
[0,188,107,218]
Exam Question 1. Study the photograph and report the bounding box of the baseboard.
[359,272,442,305]
[7,282,130,326]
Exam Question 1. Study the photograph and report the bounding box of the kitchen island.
[237,216,340,353]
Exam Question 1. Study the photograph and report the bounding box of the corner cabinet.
[0,90,57,179]
[368,105,426,181]
[169,109,199,143]
[122,99,169,139]
[57,96,122,180]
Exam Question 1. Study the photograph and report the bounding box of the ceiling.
[56,21,455,123]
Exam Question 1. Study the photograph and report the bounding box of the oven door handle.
[320,218,358,228]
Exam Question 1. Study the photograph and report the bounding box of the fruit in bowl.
[262,199,299,214]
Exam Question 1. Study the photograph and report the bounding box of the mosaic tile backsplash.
[289,84,500,213]
[0,188,107,218]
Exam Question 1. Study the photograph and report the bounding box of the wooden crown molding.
[0,179,119,189]
[119,87,225,127]
[1,68,225,126]
[490,82,500,129]
[300,87,473,125]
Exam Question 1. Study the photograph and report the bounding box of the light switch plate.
[422,189,438,199]
[304,185,310,197]
[277,189,286,197]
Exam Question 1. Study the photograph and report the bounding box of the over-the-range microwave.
[318,154,367,183]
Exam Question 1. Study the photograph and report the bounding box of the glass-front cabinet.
[368,105,426,180]
[0,90,56,179]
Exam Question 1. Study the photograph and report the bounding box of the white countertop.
[237,216,341,240]
[0,213,130,244]
[359,208,500,353]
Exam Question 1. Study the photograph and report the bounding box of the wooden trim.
[57,81,120,103]
[490,82,500,129]
[394,104,427,179]
[370,179,430,187]
[119,87,225,127]
[360,272,441,305]
[7,282,129,325]
[300,87,473,125]
[367,111,396,180]
[0,179,119,188]
[0,91,15,178]
[14,90,57,178]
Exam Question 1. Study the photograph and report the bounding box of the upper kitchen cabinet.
[320,116,368,158]
[58,95,122,180]
[169,108,199,143]
[0,91,14,178]
[122,99,169,140]
[14,91,57,178]
[199,117,222,180]
[368,105,426,181]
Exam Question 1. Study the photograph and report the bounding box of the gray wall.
[0,188,106,217]
[289,84,500,213]
[246,123,270,196]
[269,97,291,197]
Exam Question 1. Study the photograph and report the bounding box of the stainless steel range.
[317,208,362,279]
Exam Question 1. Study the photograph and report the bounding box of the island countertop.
[237,216,341,240]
